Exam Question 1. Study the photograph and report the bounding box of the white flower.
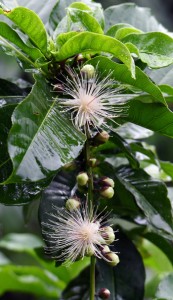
[42,206,115,265]
[56,66,127,133]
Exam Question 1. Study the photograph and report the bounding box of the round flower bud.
[95,131,110,144]
[102,177,115,188]
[89,158,97,167]
[98,288,111,299]
[66,197,81,211]
[100,187,114,199]
[105,252,120,267]
[100,226,115,245]
[81,64,95,78]
[101,245,111,254]
[77,172,89,186]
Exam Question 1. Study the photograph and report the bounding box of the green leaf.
[0,21,44,62]
[0,79,26,96]
[156,273,173,300]
[115,123,153,139]
[122,32,173,68]
[0,233,43,251]
[5,75,85,183]
[88,56,165,104]
[110,132,139,168]
[56,32,80,49]
[0,7,48,54]
[115,27,142,40]
[125,99,173,138]
[104,3,169,33]
[0,97,53,205]
[54,33,135,78]
[68,8,103,34]
[106,23,139,37]
[144,232,173,266]
[49,0,104,32]
[0,265,64,297]
[160,161,173,181]
[116,166,173,239]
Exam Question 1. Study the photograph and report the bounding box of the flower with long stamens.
[55,65,128,133]
[42,205,118,265]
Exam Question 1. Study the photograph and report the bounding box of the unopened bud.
[102,177,114,188]
[77,53,84,62]
[81,64,95,78]
[105,252,120,267]
[95,131,110,144]
[77,172,89,186]
[85,245,95,257]
[89,158,97,167]
[100,226,115,245]
[100,187,114,199]
[98,288,111,299]
[66,197,81,211]
[101,245,110,254]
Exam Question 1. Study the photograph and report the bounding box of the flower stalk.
[85,130,95,300]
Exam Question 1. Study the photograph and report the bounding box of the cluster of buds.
[99,176,115,199]
[76,171,115,200]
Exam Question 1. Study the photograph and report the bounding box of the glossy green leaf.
[0,96,53,205]
[0,22,44,62]
[54,33,135,78]
[56,32,80,49]
[104,3,169,33]
[0,233,43,251]
[115,123,153,139]
[160,161,173,181]
[49,0,104,32]
[0,265,64,297]
[115,27,142,40]
[68,8,103,34]
[110,132,139,168]
[106,23,139,37]
[1,0,58,28]
[0,7,48,54]
[144,232,173,266]
[88,56,165,104]
[149,64,173,86]
[5,75,85,183]
[123,32,173,68]
[125,98,173,138]
[116,166,173,239]
[156,273,173,300]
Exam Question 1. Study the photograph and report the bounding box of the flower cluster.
[55,64,127,133]
[42,205,119,266]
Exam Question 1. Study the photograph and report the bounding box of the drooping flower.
[55,65,128,133]
[42,205,118,265]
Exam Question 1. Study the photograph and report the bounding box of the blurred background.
[0,0,173,299]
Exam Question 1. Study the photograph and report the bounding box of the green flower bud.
[102,177,115,188]
[66,197,81,211]
[100,226,115,245]
[81,64,95,78]
[89,158,97,167]
[95,131,110,144]
[98,288,111,299]
[77,172,89,186]
[100,187,114,199]
[105,252,120,267]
